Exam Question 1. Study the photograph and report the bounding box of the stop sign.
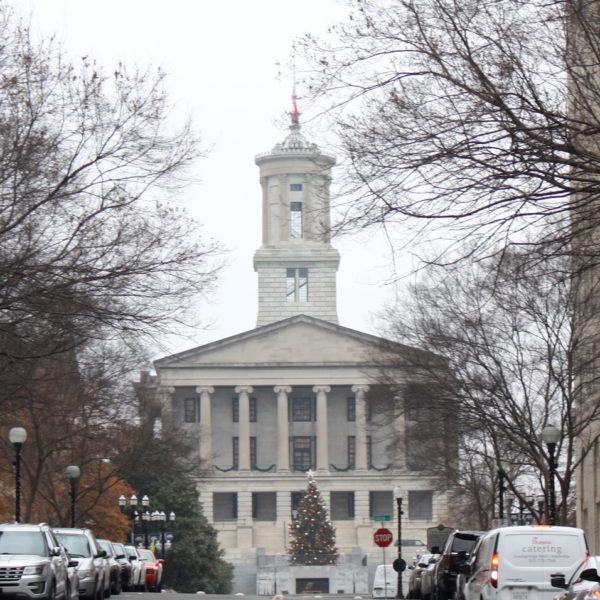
[374,527,393,547]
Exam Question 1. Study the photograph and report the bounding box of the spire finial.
[291,46,300,125]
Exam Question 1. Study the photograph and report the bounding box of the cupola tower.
[254,112,339,326]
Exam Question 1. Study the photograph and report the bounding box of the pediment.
[155,315,395,368]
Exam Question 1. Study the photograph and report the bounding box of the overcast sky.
[18,0,404,358]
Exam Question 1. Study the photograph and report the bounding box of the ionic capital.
[352,385,370,395]
[313,385,331,394]
[196,386,215,395]
[274,385,292,395]
[235,385,254,395]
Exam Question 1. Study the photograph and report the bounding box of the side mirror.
[550,573,567,589]
[50,546,62,557]
[429,557,438,565]
[418,563,428,568]
[158,559,164,565]
[580,568,600,583]
[115,554,125,559]
[68,560,78,568]
[95,550,107,558]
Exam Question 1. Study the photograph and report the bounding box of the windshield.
[0,531,48,556]
[55,534,91,558]
[98,541,113,556]
[138,550,154,561]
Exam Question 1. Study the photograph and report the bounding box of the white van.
[462,525,589,600]
[372,564,397,598]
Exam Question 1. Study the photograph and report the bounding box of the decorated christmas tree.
[288,471,338,565]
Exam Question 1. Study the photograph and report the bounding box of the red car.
[138,548,164,592]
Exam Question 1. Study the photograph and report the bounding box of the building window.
[232,397,257,422]
[331,492,355,520]
[252,492,277,521]
[347,436,355,468]
[213,492,237,521]
[233,437,257,469]
[408,490,433,521]
[347,397,356,421]
[290,396,315,421]
[291,436,315,471]
[369,491,393,518]
[290,201,303,239]
[290,183,303,191]
[291,491,304,519]
[232,437,239,470]
[286,267,308,302]
[184,397,199,423]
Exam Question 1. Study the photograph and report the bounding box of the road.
[117,590,413,600]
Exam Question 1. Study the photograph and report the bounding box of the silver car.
[53,529,106,600]
[0,522,70,600]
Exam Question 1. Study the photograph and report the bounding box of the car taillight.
[490,554,499,588]
[592,591,600,599]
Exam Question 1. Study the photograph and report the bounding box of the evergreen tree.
[119,441,233,593]
[289,471,338,565]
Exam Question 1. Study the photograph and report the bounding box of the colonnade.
[161,383,371,472]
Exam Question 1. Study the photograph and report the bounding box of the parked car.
[0,522,71,600]
[109,543,131,592]
[408,553,439,599]
[137,548,163,592]
[53,528,107,600]
[95,541,120,595]
[372,564,397,598]
[429,530,484,600]
[551,555,600,600]
[123,546,144,592]
[462,525,589,600]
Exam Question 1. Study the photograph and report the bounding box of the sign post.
[374,528,394,598]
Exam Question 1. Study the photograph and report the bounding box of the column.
[274,385,292,471]
[352,385,370,471]
[235,386,253,470]
[313,385,331,471]
[159,387,175,439]
[196,386,214,470]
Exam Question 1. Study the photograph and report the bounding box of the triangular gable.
[155,315,418,368]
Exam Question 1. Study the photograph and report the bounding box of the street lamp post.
[9,427,27,523]
[66,465,81,527]
[497,461,509,524]
[394,486,405,599]
[119,494,139,544]
[152,510,175,558]
[541,424,561,525]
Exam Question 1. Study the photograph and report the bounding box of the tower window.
[286,267,308,302]
[290,183,303,191]
[290,201,303,239]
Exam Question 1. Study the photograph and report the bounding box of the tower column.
[196,386,214,470]
[313,385,331,471]
[352,385,370,471]
[274,385,292,471]
[235,386,253,471]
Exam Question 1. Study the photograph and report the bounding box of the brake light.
[491,554,499,588]
[592,591,600,599]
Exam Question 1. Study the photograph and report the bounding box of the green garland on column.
[288,470,338,565]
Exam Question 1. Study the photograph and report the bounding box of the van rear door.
[497,528,588,600]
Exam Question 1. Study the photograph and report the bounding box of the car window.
[568,557,591,585]
[0,531,48,556]
[55,534,91,557]
[138,550,154,561]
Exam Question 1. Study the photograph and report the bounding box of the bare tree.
[375,248,593,525]
[299,0,600,269]
[0,6,220,378]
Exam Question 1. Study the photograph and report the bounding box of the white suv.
[0,522,70,600]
